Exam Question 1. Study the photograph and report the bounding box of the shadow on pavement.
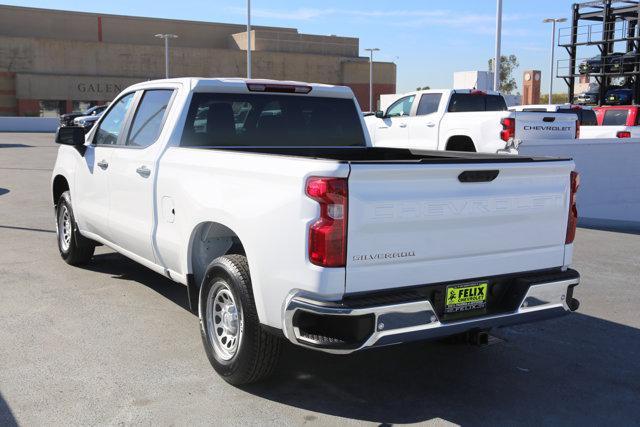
[0,143,31,148]
[0,188,9,196]
[245,314,640,425]
[83,252,191,312]
[76,251,640,425]
[0,393,18,427]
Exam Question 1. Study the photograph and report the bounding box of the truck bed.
[195,146,568,164]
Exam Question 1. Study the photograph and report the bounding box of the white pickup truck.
[365,89,579,153]
[52,78,581,385]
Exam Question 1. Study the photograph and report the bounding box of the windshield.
[181,93,366,147]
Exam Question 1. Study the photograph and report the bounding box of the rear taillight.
[500,117,515,142]
[617,130,631,138]
[306,177,348,267]
[575,119,580,139]
[566,171,580,244]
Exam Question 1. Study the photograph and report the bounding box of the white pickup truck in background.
[510,104,639,140]
[365,90,579,153]
[52,78,581,385]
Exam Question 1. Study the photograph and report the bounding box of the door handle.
[399,123,407,128]
[97,160,109,170]
[136,165,151,178]
[426,122,436,127]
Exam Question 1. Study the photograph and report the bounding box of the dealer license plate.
[445,282,488,313]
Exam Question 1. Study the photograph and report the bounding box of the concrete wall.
[0,4,296,49]
[0,35,396,104]
[230,30,359,57]
[0,117,58,132]
[519,139,640,232]
[0,5,397,115]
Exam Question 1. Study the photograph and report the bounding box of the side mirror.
[375,110,385,119]
[55,126,86,147]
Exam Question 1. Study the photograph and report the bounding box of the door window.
[94,93,135,145]
[126,90,174,147]
[416,93,442,116]
[386,96,415,117]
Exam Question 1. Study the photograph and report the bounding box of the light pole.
[364,48,380,112]
[543,18,567,104]
[493,0,503,92]
[247,0,252,79]
[155,33,178,79]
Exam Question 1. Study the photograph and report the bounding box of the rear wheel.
[56,191,95,265]
[199,254,282,385]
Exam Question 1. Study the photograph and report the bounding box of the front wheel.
[56,191,95,265]
[199,254,282,385]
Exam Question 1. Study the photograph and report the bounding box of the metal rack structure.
[558,0,640,105]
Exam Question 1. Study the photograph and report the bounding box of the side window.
[126,90,174,147]
[416,93,442,116]
[94,93,135,145]
[386,95,415,117]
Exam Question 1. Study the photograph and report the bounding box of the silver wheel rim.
[58,205,72,252]
[206,281,243,361]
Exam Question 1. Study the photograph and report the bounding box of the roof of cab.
[125,77,355,99]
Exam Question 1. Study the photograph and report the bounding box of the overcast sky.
[5,0,602,93]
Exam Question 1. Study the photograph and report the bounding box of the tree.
[540,93,569,104]
[416,86,430,91]
[488,54,519,94]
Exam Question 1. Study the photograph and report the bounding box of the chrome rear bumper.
[283,275,579,354]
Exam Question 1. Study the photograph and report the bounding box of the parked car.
[51,77,581,385]
[509,104,597,126]
[593,105,640,126]
[364,89,578,153]
[573,92,599,105]
[578,53,623,74]
[609,51,639,74]
[59,104,107,127]
[604,88,633,105]
[73,113,102,131]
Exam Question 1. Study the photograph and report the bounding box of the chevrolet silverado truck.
[52,78,581,385]
[364,89,578,154]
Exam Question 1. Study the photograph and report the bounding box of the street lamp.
[364,48,380,112]
[543,18,567,104]
[155,33,178,79]
[247,0,252,79]
[494,0,503,92]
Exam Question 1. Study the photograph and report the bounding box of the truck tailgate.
[345,160,573,294]
[515,112,577,140]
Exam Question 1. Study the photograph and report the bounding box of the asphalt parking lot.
[0,132,639,426]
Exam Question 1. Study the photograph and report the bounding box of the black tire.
[199,254,282,385]
[56,191,95,265]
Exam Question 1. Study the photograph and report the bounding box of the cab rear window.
[448,93,507,112]
[181,93,366,147]
[602,109,629,126]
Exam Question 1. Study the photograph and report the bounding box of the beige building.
[0,5,396,116]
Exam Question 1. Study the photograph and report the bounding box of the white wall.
[0,117,58,132]
[519,138,640,232]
